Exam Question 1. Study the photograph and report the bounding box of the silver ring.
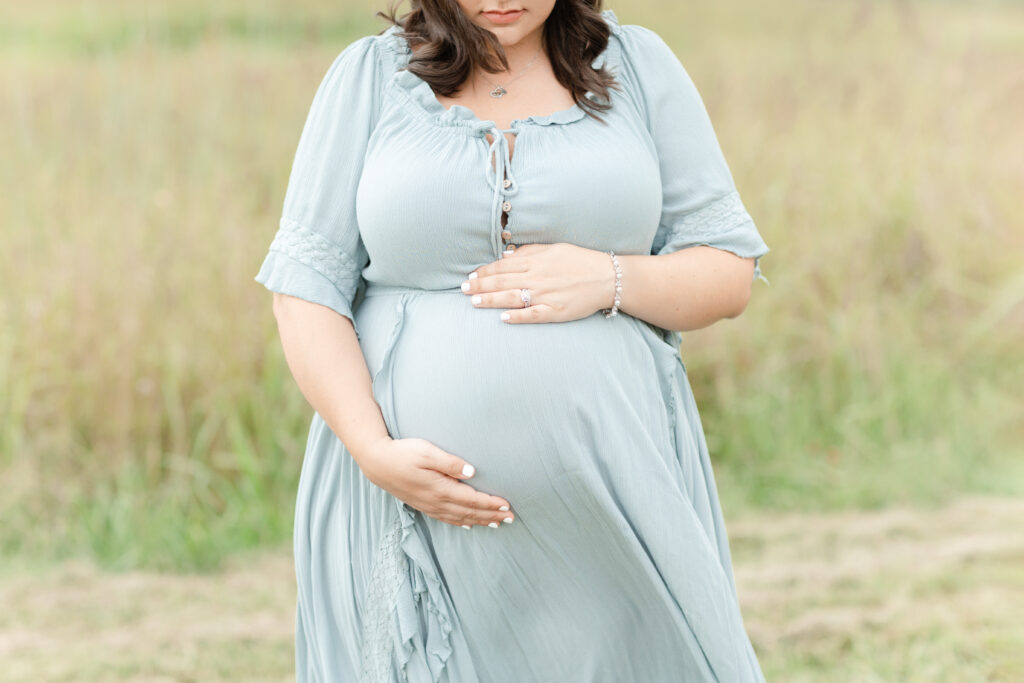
[520,288,531,307]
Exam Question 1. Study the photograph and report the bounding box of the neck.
[490,28,545,74]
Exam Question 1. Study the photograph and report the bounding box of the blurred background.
[1,0,1022,680]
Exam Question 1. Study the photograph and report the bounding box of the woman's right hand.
[356,436,515,529]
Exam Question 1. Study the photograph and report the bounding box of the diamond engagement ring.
[520,288,531,307]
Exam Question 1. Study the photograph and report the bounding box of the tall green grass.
[1,0,1022,570]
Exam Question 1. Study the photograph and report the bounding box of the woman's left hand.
[461,243,616,324]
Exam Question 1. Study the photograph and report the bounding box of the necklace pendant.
[490,85,508,98]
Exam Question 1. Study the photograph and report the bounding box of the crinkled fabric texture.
[256,9,769,682]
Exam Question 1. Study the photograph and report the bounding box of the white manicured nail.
[462,463,475,477]
[498,505,509,511]
[468,272,478,279]
[461,525,471,530]
[500,312,511,321]
[503,517,513,524]
[488,522,499,528]
[471,294,482,305]
[461,281,470,292]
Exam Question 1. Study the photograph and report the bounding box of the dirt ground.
[2,494,1022,682]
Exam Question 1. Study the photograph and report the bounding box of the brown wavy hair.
[376,0,621,122]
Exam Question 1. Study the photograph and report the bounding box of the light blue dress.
[255,9,769,682]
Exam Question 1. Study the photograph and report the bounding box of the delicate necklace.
[481,45,543,98]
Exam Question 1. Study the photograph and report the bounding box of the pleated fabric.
[256,9,770,682]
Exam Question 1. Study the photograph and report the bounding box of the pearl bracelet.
[604,250,622,318]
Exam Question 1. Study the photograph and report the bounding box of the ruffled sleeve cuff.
[254,217,367,336]
[655,191,770,284]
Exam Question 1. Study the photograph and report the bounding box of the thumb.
[432,447,475,479]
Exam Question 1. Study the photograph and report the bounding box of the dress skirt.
[291,284,765,682]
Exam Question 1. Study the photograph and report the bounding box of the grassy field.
[1,0,1023,676]
[5,0,1022,569]
[2,0,1023,562]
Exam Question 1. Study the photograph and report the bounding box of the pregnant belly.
[358,291,670,505]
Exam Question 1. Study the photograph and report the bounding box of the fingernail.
[461,281,470,292]
[471,294,482,305]
[461,524,471,530]
[462,463,475,477]
[498,505,509,511]
[500,312,511,321]
[468,272,478,280]
[502,517,513,524]
[488,522,499,528]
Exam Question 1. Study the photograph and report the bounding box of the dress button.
[501,230,512,240]
[502,179,511,188]
[501,201,512,212]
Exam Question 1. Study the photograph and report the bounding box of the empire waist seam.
[362,283,465,297]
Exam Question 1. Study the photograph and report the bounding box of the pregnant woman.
[255,1,770,681]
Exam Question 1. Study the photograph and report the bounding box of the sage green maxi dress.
[255,10,770,682]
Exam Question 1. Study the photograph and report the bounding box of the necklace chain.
[481,45,543,98]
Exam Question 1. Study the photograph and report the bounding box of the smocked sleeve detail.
[254,35,382,338]
[617,24,769,283]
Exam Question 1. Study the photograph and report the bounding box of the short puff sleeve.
[254,36,381,339]
[618,25,769,282]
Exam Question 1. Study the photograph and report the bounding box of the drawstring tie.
[474,122,519,258]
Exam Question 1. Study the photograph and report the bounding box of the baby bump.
[373,293,668,505]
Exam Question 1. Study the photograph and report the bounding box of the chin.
[489,27,534,47]
[473,16,543,45]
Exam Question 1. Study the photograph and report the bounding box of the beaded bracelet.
[603,250,622,318]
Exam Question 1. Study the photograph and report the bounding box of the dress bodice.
[255,9,769,352]
[356,19,664,291]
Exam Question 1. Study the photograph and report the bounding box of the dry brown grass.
[2,495,1021,681]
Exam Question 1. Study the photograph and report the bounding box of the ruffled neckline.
[381,9,623,132]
